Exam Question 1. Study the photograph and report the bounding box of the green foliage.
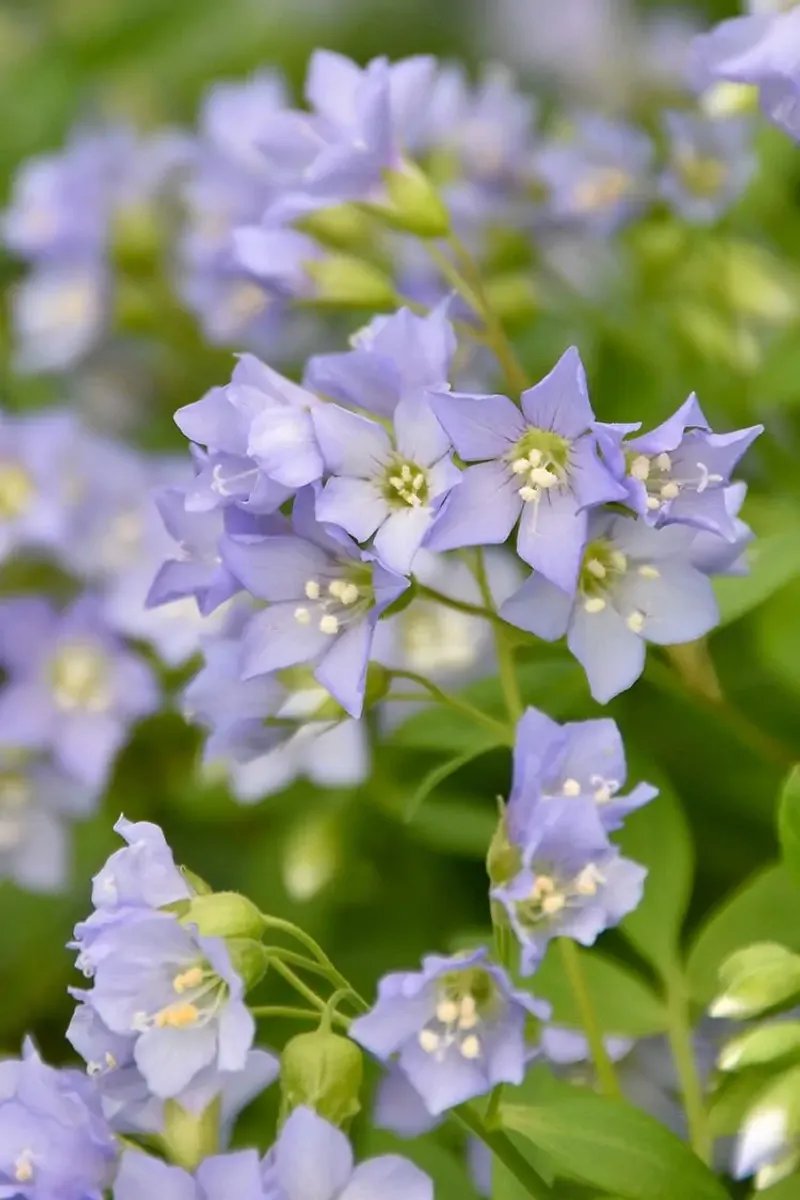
[529,946,668,1038]
[779,767,800,885]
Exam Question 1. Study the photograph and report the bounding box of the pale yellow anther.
[459,995,478,1029]
[655,452,672,472]
[401,464,413,482]
[630,455,650,481]
[14,1156,34,1184]
[173,966,204,994]
[646,496,661,511]
[527,448,543,467]
[562,778,582,796]
[575,863,605,896]
[408,494,423,508]
[304,580,321,600]
[0,462,34,519]
[583,597,606,614]
[328,579,346,599]
[610,550,628,572]
[105,1052,118,1069]
[411,474,425,491]
[529,466,559,488]
[660,481,680,500]
[436,999,460,1024]
[626,610,646,634]
[460,1035,482,1060]
[294,607,312,625]
[419,1029,441,1054]
[518,485,538,502]
[319,614,339,635]
[339,582,360,606]
[638,565,660,580]
[531,874,555,898]
[594,783,613,804]
[541,893,566,915]
[389,476,404,490]
[511,457,531,475]
[154,1003,200,1029]
[585,558,606,580]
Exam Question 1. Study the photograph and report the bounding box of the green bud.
[114,279,153,332]
[281,1025,363,1127]
[486,810,522,888]
[181,891,265,939]
[112,202,161,275]
[162,1095,220,1170]
[226,938,270,991]
[304,255,396,310]
[483,272,538,325]
[295,203,375,252]
[738,1065,800,1191]
[282,812,341,903]
[719,1022,800,1073]
[373,163,451,238]
[711,943,800,1020]
[181,866,214,896]
[380,577,418,619]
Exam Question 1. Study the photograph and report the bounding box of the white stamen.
[436,999,460,1024]
[518,485,538,502]
[562,778,582,796]
[294,607,311,625]
[655,452,672,472]
[697,462,723,493]
[584,597,606,614]
[389,475,404,490]
[646,496,661,511]
[586,557,606,580]
[412,474,425,491]
[511,457,531,474]
[626,610,646,633]
[419,1029,441,1054]
[401,464,413,482]
[594,783,612,803]
[531,874,555,897]
[610,550,628,572]
[660,481,680,500]
[527,448,543,467]
[529,466,559,488]
[542,893,566,915]
[638,565,660,579]
[575,863,605,896]
[630,455,650,481]
[460,1035,481,1060]
[459,995,478,1028]
[328,579,346,599]
[319,614,339,635]
[304,580,320,600]
[14,1154,34,1183]
[339,582,360,606]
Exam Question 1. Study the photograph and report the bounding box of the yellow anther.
[530,466,559,488]
[527,448,543,467]
[173,966,204,994]
[518,485,538,502]
[531,875,555,898]
[305,580,321,600]
[609,550,628,572]
[436,999,460,1024]
[389,476,404,490]
[154,1003,200,1029]
[630,455,650,482]
[583,597,606,614]
[585,558,606,580]
[646,496,661,511]
[14,1156,34,1183]
[339,582,360,606]
[411,473,425,491]
[660,481,680,500]
[562,778,582,796]
[511,457,530,474]
[638,565,660,580]
[294,606,312,625]
[419,1029,441,1054]
[319,614,339,635]
[328,579,346,599]
[655,452,672,472]
[626,610,646,634]
[0,462,33,519]
[575,863,605,896]
[400,464,413,482]
[541,893,566,915]
[460,1035,481,1060]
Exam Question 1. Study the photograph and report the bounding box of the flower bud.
[711,943,800,1020]
[486,811,522,888]
[281,1026,363,1127]
[735,1065,800,1190]
[374,163,451,238]
[226,938,271,992]
[484,272,539,325]
[162,1096,220,1171]
[295,203,375,252]
[719,1021,800,1073]
[181,891,265,939]
[304,255,396,310]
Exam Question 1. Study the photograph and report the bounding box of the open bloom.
[493,796,646,973]
[0,407,79,565]
[350,947,549,1114]
[658,110,755,224]
[221,489,408,717]
[313,392,460,573]
[261,1105,433,1200]
[428,347,627,592]
[114,1148,268,1200]
[500,512,719,702]
[0,595,159,790]
[0,1039,117,1199]
[507,706,657,837]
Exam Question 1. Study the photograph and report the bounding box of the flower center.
[572,167,633,213]
[557,774,620,804]
[626,450,723,513]
[675,150,728,198]
[514,862,606,928]
[0,771,31,851]
[508,429,569,505]
[0,460,33,520]
[132,960,225,1033]
[417,967,497,1063]
[50,642,113,713]
[381,458,429,508]
[293,563,374,637]
[577,537,656,634]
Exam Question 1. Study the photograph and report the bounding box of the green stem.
[558,940,621,1098]
[447,234,529,395]
[269,957,328,1013]
[416,583,506,625]
[388,668,513,743]
[664,964,713,1165]
[259,916,368,1010]
[474,550,523,724]
[250,1004,350,1030]
[454,1105,555,1198]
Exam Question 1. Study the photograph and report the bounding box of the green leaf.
[404,746,500,820]
[501,1095,728,1200]
[617,786,694,978]
[529,945,668,1038]
[406,799,498,858]
[708,1067,776,1138]
[779,767,800,885]
[714,530,800,627]
[392,706,502,754]
[687,865,800,1004]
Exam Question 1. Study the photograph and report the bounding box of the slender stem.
[263,947,333,978]
[259,916,368,1010]
[250,1004,351,1030]
[388,668,513,743]
[416,583,506,625]
[484,1083,504,1129]
[269,957,328,1013]
[473,549,524,724]
[447,234,529,395]
[664,964,713,1165]
[558,940,621,1098]
[454,1105,555,1198]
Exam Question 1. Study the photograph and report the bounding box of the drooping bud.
[280,1024,363,1127]
[295,203,375,252]
[181,891,265,940]
[711,943,800,1020]
[486,808,522,889]
[162,1095,220,1171]
[303,255,396,310]
[226,938,271,992]
[373,163,451,238]
[719,1021,800,1073]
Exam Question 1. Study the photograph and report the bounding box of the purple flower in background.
[690,7,800,143]
[351,947,549,1114]
[599,394,762,536]
[175,354,322,514]
[0,595,159,791]
[0,1038,117,1199]
[533,115,653,235]
[428,347,627,592]
[658,110,755,224]
[74,906,254,1100]
[690,481,754,576]
[0,407,80,564]
[222,489,408,717]
[501,512,719,702]
[11,262,109,373]
[0,749,99,893]
[494,796,646,973]
[114,1148,267,1200]
[313,393,460,573]
[508,706,657,837]
[305,305,456,420]
[231,223,324,302]
[262,1105,433,1200]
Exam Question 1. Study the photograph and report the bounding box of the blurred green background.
[2,0,800,1176]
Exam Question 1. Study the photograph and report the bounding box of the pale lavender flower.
[690,482,754,576]
[262,1105,433,1200]
[114,1148,267,1200]
[313,392,460,573]
[221,489,408,717]
[11,261,110,373]
[507,706,657,837]
[304,305,456,420]
[0,749,99,893]
[0,595,159,790]
[500,512,719,702]
[428,347,627,592]
[0,407,80,564]
[658,111,755,224]
[493,796,646,973]
[0,1038,117,1199]
[350,947,549,1115]
[87,815,192,916]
